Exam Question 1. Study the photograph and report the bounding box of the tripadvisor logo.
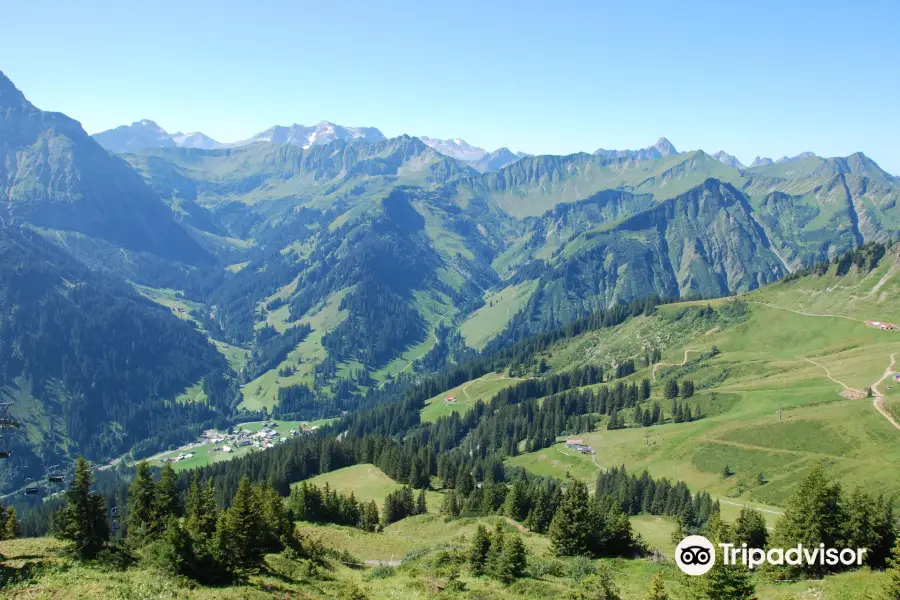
[675,535,868,576]
[675,535,716,575]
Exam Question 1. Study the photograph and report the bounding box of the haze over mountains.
[3,66,900,483]
[93,121,530,173]
[93,120,850,178]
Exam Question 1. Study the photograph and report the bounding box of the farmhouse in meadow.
[566,439,594,454]
[866,320,899,331]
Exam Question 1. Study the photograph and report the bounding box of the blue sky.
[2,0,899,173]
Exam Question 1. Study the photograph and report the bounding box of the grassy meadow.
[504,259,900,511]
[300,464,444,513]
[420,372,523,422]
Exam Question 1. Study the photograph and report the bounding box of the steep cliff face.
[517,179,785,324]
[744,154,900,267]
[0,71,207,263]
[615,179,785,295]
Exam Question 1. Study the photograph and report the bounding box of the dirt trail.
[651,350,693,381]
[747,301,863,323]
[718,499,784,516]
[802,353,899,431]
[871,353,899,431]
[800,357,857,393]
[748,301,899,430]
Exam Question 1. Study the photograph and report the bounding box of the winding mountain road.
[871,353,899,431]
[802,353,899,431]
[745,302,898,430]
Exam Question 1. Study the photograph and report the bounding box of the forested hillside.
[4,242,899,599]
[0,226,227,489]
[1,67,899,488]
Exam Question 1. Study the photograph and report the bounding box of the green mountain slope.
[501,243,900,506]
[125,135,480,211]
[5,67,899,437]
[0,226,227,490]
[0,70,207,263]
[119,132,900,406]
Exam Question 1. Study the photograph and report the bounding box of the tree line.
[51,458,304,584]
[288,481,380,531]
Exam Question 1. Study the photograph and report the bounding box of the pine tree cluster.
[468,523,528,583]
[289,481,380,531]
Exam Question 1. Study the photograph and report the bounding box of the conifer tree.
[640,378,651,401]
[3,507,18,540]
[255,483,294,552]
[485,523,505,578]
[549,480,594,556]
[154,464,181,524]
[156,515,192,576]
[771,464,844,577]
[415,488,427,515]
[870,496,896,569]
[607,407,619,430]
[733,506,767,548]
[126,461,157,546]
[644,571,668,600]
[360,501,380,531]
[217,476,263,570]
[495,534,527,583]
[524,489,555,533]
[504,479,528,521]
[186,475,219,542]
[681,380,695,399]
[442,491,461,517]
[694,515,755,600]
[469,523,491,575]
[885,538,900,600]
[56,457,109,559]
[664,379,679,400]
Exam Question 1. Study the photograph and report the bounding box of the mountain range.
[92,120,855,180]
[93,122,531,173]
[3,67,900,486]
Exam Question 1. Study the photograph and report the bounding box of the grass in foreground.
[0,535,889,600]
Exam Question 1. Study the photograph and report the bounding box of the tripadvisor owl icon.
[675,535,716,576]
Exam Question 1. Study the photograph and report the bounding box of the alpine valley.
[2,68,899,490]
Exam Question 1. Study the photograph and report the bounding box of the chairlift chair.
[47,464,64,483]
[0,404,20,429]
[23,476,40,495]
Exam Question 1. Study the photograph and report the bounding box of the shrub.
[567,555,597,581]
[367,565,396,580]
[530,556,566,578]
